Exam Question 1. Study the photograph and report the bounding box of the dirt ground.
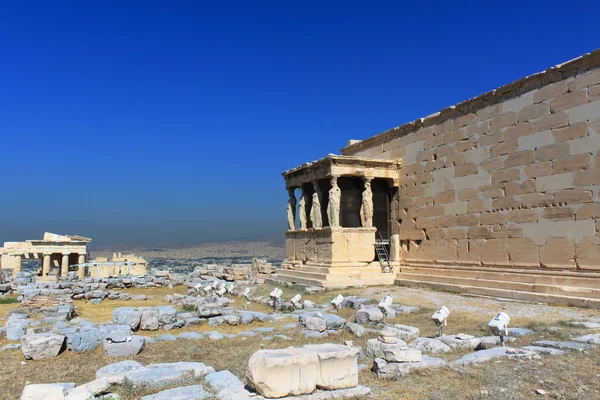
[0,284,599,400]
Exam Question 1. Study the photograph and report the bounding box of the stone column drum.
[42,254,51,276]
[61,254,69,277]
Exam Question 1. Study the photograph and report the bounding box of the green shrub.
[0,297,19,304]
[182,304,196,312]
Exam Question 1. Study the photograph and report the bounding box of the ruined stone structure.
[275,49,600,308]
[76,253,148,278]
[0,233,90,278]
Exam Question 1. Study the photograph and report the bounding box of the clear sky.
[1,1,599,247]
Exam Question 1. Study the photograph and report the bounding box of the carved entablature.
[282,155,401,188]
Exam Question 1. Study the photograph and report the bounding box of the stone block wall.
[342,52,600,270]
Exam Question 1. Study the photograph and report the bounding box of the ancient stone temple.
[274,49,600,308]
[0,232,91,278]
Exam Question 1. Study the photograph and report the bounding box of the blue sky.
[1,1,599,247]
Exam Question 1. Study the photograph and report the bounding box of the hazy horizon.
[2,2,599,248]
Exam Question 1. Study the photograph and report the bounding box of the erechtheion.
[273,49,600,308]
[0,232,90,278]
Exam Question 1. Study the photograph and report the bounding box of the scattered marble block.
[103,335,145,357]
[66,378,112,398]
[96,360,144,381]
[572,334,600,345]
[567,322,600,329]
[247,347,320,397]
[373,356,445,379]
[67,329,104,353]
[140,385,210,400]
[383,347,422,363]
[20,383,75,400]
[268,385,372,400]
[477,336,516,347]
[345,323,366,337]
[147,362,215,378]
[382,325,419,342]
[408,337,452,354]
[205,370,253,400]
[304,344,360,390]
[124,367,190,391]
[365,338,407,359]
[140,309,160,331]
[247,344,359,398]
[355,307,383,324]
[532,340,593,351]
[156,334,177,341]
[522,346,567,356]
[439,334,481,350]
[452,347,537,366]
[304,317,327,332]
[507,327,534,336]
[20,333,65,360]
[112,308,142,330]
[178,332,204,340]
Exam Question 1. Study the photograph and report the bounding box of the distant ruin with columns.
[271,49,600,309]
[0,232,90,278]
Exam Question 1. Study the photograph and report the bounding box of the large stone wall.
[342,51,600,270]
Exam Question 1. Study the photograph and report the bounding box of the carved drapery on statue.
[360,178,374,228]
[286,188,297,231]
[298,190,307,230]
[327,176,341,227]
[310,182,323,229]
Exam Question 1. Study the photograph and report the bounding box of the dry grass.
[0,285,599,399]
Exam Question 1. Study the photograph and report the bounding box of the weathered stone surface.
[408,337,452,354]
[439,334,481,350]
[355,307,383,324]
[345,323,366,337]
[452,347,537,366]
[321,314,346,330]
[140,309,160,331]
[156,306,178,325]
[365,338,407,359]
[103,335,145,357]
[96,360,144,381]
[373,356,445,379]
[384,325,420,342]
[66,378,111,399]
[523,346,567,356]
[124,367,190,390]
[270,386,372,400]
[572,334,600,345]
[205,370,253,400]
[147,362,215,378]
[66,329,104,353]
[21,333,65,360]
[178,332,204,340]
[112,308,141,330]
[20,383,75,400]
[246,347,319,397]
[140,385,210,400]
[304,317,327,332]
[533,340,593,351]
[382,347,422,363]
[304,344,360,390]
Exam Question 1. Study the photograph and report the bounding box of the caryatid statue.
[310,182,323,229]
[327,176,341,227]
[286,188,296,231]
[298,189,307,230]
[360,178,374,228]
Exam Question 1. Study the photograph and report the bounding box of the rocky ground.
[1,281,599,400]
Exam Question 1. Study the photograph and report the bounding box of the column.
[327,176,341,227]
[42,254,51,276]
[77,254,86,278]
[298,188,307,230]
[61,253,69,277]
[310,181,322,229]
[11,254,22,277]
